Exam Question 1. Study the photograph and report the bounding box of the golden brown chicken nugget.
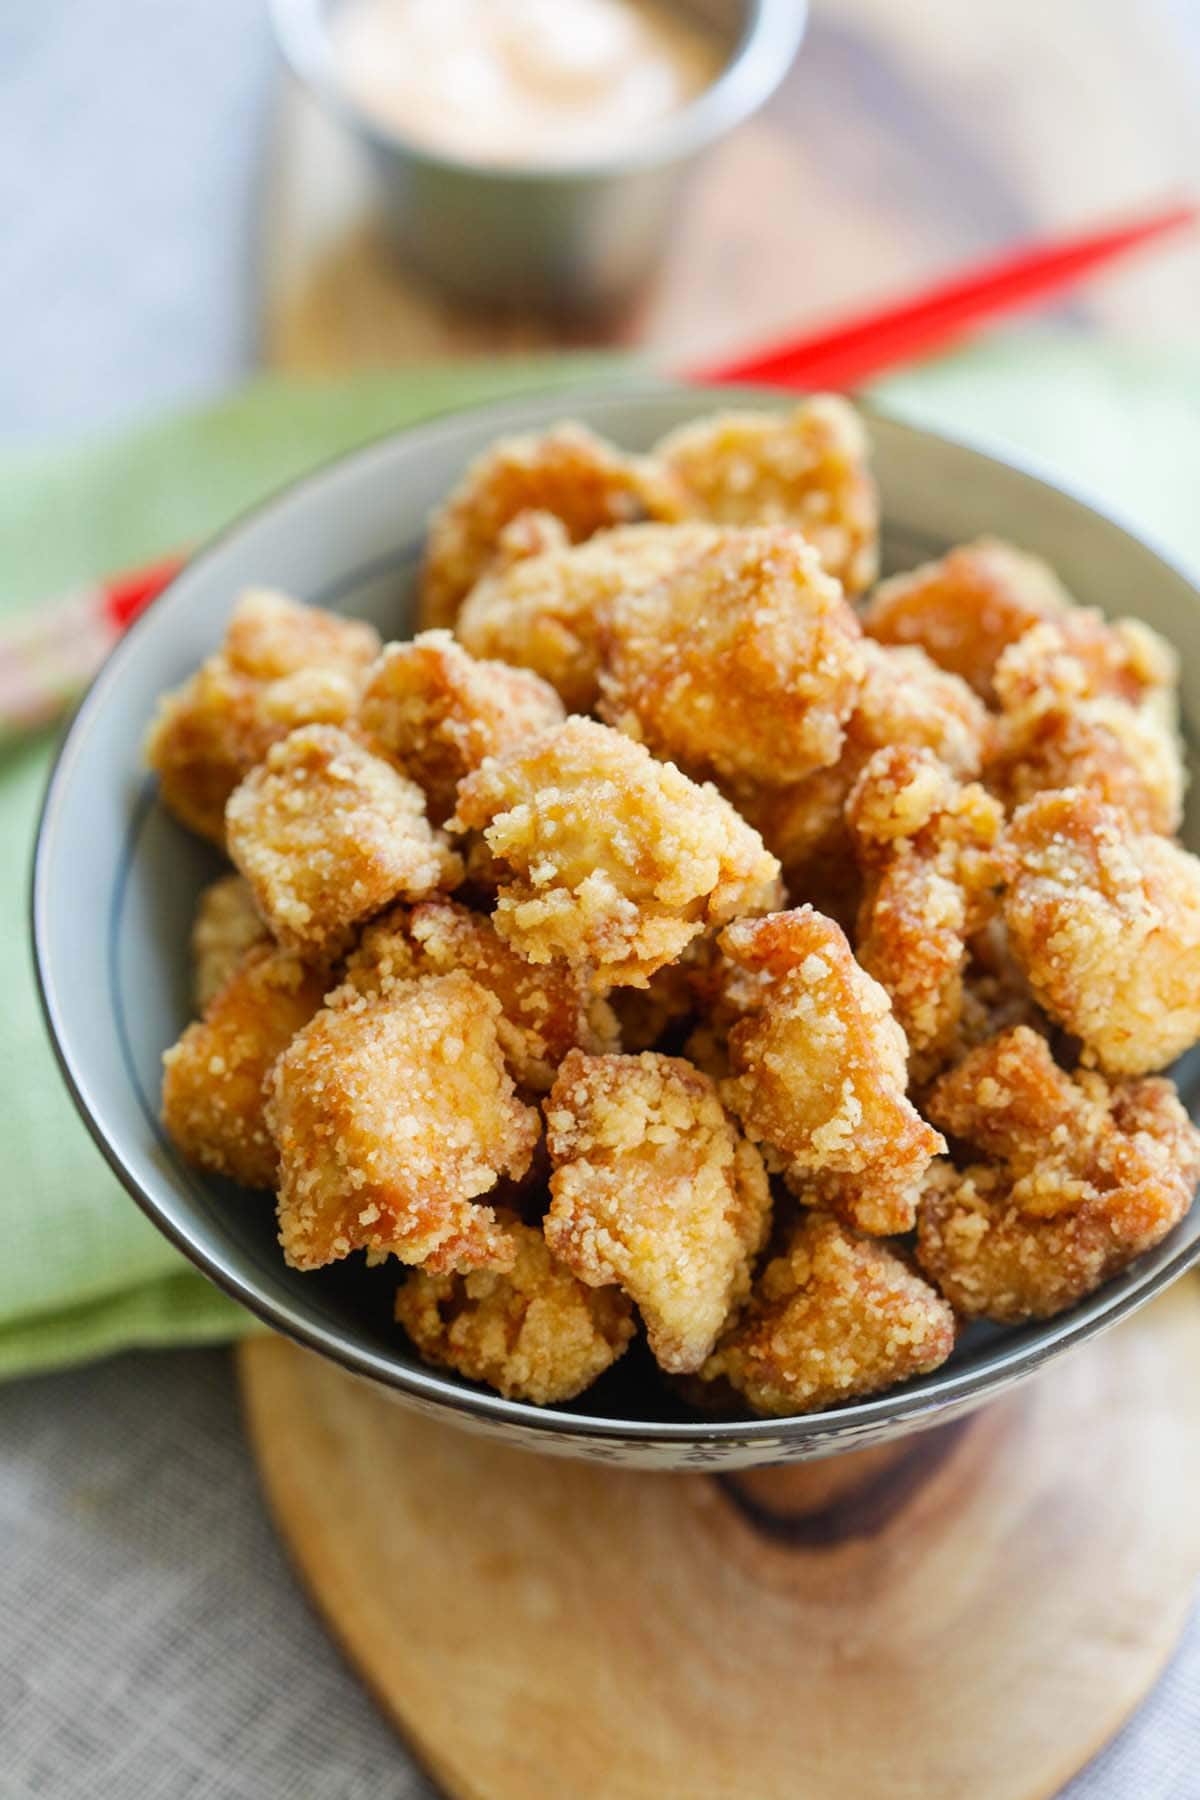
[719,907,944,1234]
[419,422,686,629]
[1003,788,1200,1075]
[357,631,564,824]
[863,539,1074,700]
[190,873,268,1012]
[986,620,1184,835]
[656,395,879,595]
[226,725,461,960]
[146,588,380,842]
[267,973,540,1274]
[702,1213,955,1416]
[544,1050,771,1373]
[736,639,990,913]
[162,944,327,1189]
[450,717,780,988]
[599,528,864,787]
[847,746,1004,1083]
[456,521,720,712]
[917,1026,1200,1319]
[338,896,618,1091]
[395,1214,635,1404]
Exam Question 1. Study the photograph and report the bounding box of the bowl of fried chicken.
[33,383,1200,1469]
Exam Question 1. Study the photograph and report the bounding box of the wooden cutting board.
[240,1280,1200,1799]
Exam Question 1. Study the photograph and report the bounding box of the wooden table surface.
[265,0,1200,374]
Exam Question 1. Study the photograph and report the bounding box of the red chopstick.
[102,552,190,630]
[7,197,1194,735]
[689,199,1197,390]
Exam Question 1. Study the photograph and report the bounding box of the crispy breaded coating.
[543,1050,771,1373]
[190,873,268,1011]
[737,640,990,910]
[598,528,865,787]
[146,588,380,842]
[1003,789,1200,1075]
[357,631,564,824]
[395,1213,635,1404]
[419,422,687,629]
[863,539,1074,700]
[267,973,540,1274]
[162,944,326,1189]
[987,621,1185,835]
[226,725,461,960]
[702,1213,955,1416]
[852,639,994,776]
[719,908,944,1234]
[217,588,377,682]
[338,896,618,1091]
[492,507,571,565]
[656,396,879,595]
[917,1027,1200,1319]
[449,717,780,988]
[869,537,1174,702]
[847,746,1004,1082]
[456,521,720,712]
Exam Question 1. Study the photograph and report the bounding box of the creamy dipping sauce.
[329,0,726,167]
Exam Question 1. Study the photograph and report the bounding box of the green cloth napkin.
[5,335,1200,1380]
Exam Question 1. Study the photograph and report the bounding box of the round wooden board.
[240,1280,1200,1800]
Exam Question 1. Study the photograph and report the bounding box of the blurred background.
[5,0,1199,441]
[5,3,1200,1796]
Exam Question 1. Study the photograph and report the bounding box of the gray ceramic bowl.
[33,382,1200,1470]
[270,0,808,314]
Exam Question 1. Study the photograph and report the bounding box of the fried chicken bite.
[737,639,990,912]
[162,944,327,1189]
[847,747,1004,1083]
[357,630,564,824]
[544,1050,771,1373]
[226,725,461,960]
[701,1213,955,1416]
[492,507,570,565]
[146,588,380,842]
[598,528,864,787]
[449,717,780,988]
[455,521,721,712]
[655,395,879,595]
[852,639,994,776]
[337,896,618,1092]
[190,873,268,1011]
[418,422,686,629]
[394,1213,635,1404]
[267,973,539,1274]
[917,1026,1200,1320]
[863,537,1082,701]
[1003,789,1200,1075]
[986,621,1184,835]
[719,907,944,1234]
[867,535,1178,699]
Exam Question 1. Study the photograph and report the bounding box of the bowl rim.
[269,0,809,183]
[31,376,1200,1449]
